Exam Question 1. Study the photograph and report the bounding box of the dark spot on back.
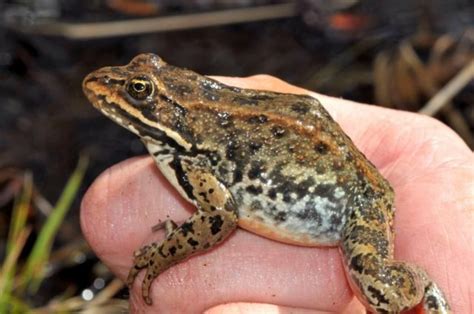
[169,246,177,256]
[291,101,310,114]
[249,141,263,152]
[233,96,258,106]
[207,151,221,166]
[271,126,286,138]
[247,114,268,124]
[315,142,329,154]
[217,111,232,128]
[226,141,239,160]
[252,94,273,101]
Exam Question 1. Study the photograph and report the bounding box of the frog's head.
[82,53,196,150]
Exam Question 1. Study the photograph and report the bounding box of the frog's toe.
[126,243,158,287]
[133,242,156,259]
[126,264,142,287]
[141,267,155,305]
[151,219,178,236]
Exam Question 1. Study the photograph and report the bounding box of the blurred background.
[0,0,472,312]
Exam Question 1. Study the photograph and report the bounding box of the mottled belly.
[232,184,349,246]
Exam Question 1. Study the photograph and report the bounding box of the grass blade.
[0,173,33,313]
[0,228,32,312]
[20,155,89,292]
[7,173,32,254]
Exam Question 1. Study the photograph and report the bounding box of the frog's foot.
[341,206,451,313]
[126,242,159,305]
[419,271,452,314]
[126,209,237,305]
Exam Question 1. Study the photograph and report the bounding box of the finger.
[81,156,353,313]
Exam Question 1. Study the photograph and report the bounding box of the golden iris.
[127,76,154,100]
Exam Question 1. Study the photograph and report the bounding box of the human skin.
[80,75,473,313]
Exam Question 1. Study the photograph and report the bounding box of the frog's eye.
[127,76,154,100]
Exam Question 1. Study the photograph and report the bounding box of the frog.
[82,54,451,313]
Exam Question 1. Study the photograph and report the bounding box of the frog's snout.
[83,68,107,90]
[82,73,102,107]
[83,67,126,106]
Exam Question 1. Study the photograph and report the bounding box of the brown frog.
[82,54,451,313]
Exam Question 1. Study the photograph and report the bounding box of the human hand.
[81,75,473,313]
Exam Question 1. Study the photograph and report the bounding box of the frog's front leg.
[341,203,451,313]
[126,156,238,305]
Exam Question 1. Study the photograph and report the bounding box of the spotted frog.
[83,54,451,313]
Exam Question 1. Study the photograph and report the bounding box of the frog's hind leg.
[341,203,451,313]
[126,157,238,305]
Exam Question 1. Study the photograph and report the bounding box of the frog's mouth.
[86,94,166,145]
[83,72,160,139]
